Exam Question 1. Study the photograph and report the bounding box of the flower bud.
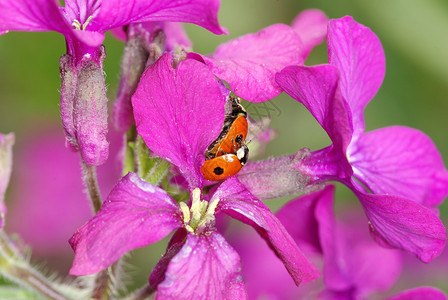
[0,132,14,228]
[59,46,109,166]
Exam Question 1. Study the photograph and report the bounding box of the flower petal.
[214,177,320,285]
[0,0,71,34]
[313,186,402,296]
[64,0,101,29]
[132,53,226,189]
[193,24,303,102]
[69,173,182,275]
[94,0,226,35]
[328,16,385,138]
[153,232,246,300]
[349,126,448,208]
[387,287,447,300]
[353,187,446,263]
[276,64,353,153]
[291,9,328,61]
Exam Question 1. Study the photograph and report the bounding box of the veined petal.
[154,232,246,300]
[353,186,446,263]
[275,186,325,254]
[64,0,101,29]
[192,24,303,102]
[291,9,328,61]
[387,287,447,300]
[0,0,71,34]
[313,185,401,297]
[349,126,448,208]
[276,64,353,153]
[132,53,226,189]
[94,0,226,35]
[214,177,320,285]
[69,173,182,275]
[328,16,385,138]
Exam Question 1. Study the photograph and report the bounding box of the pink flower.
[69,52,319,297]
[188,9,328,103]
[276,16,447,262]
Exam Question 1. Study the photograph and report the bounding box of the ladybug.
[201,95,250,181]
[205,96,248,160]
[201,145,249,181]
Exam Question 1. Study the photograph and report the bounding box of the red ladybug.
[205,96,248,160]
[201,145,249,181]
[202,95,249,181]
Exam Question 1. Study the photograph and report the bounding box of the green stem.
[0,232,71,300]
[82,163,102,213]
[123,284,155,300]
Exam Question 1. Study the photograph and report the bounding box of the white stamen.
[206,198,220,216]
[179,202,190,224]
[72,16,94,31]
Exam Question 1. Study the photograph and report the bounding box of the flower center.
[179,188,219,234]
[72,16,93,31]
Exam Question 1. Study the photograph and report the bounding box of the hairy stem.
[82,163,102,213]
[124,284,155,300]
[0,232,70,300]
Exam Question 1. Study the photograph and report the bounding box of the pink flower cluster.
[0,1,447,299]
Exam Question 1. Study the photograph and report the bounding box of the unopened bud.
[74,56,109,166]
[0,132,14,228]
[59,46,109,166]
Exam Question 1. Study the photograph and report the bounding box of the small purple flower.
[277,185,402,299]
[0,132,14,229]
[69,174,319,297]
[276,16,448,262]
[0,0,225,165]
[188,9,328,103]
[70,53,319,297]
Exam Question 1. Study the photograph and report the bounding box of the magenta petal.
[354,188,446,263]
[328,16,385,138]
[275,187,325,253]
[132,53,226,189]
[95,0,226,35]
[291,9,328,61]
[200,24,303,102]
[154,232,246,300]
[387,287,447,300]
[64,0,101,29]
[214,177,320,285]
[349,126,448,208]
[276,65,353,152]
[314,186,401,296]
[0,0,70,33]
[69,173,183,275]
[164,22,192,51]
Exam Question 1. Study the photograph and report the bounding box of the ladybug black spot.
[214,167,224,175]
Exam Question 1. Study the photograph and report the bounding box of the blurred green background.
[0,0,447,296]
